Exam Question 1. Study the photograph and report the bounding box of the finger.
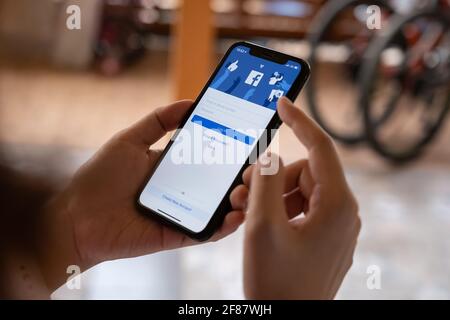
[146,149,163,163]
[281,160,307,191]
[209,210,245,242]
[179,210,245,247]
[284,190,306,219]
[120,100,193,147]
[230,185,249,211]
[277,97,346,187]
[246,152,287,227]
[242,165,254,187]
[246,166,307,218]
[244,160,313,199]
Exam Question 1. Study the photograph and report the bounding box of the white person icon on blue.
[269,72,284,86]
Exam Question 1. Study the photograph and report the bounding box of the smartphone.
[138,42,310,240]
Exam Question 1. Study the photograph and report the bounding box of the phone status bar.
[285,62,300,70]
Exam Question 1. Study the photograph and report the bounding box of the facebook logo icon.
[245,70,264,87]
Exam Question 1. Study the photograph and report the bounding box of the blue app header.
[210,45,301,110]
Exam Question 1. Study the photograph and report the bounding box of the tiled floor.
[1,52,449,299]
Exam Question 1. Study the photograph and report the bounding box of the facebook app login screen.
[139,45,301,232]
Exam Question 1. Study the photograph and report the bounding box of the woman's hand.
[240,97,361,299]
[36,100,245,292]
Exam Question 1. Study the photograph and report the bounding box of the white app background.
[139,88,275,232]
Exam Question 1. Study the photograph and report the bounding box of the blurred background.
[0,0,449,299]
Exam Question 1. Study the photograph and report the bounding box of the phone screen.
[139,44,302,233]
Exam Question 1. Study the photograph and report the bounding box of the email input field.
[196,88,274,131]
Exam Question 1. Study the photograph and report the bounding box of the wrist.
[34,190,83,293]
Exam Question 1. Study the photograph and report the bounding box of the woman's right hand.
[238,97,361,299]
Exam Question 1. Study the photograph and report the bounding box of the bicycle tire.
[360,10,450,163]
[307,0,394,145]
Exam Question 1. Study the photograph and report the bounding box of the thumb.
[246,152,287,228]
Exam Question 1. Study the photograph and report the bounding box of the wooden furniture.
[171,0,215,100]
[144,0,326,40]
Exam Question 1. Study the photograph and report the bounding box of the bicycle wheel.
[360,10,450,163]
[307,0,394,144]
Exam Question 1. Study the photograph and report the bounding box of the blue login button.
[191,115,255,145]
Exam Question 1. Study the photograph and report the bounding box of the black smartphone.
[138,42,310,241]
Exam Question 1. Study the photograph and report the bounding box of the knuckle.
[315,131,333,148]
[346,256,354,272]
[348,195,362,233]
[354,213,362,234]
[350,194,359,214]
[245,216,275,238]
[111,128,128,141]
[327,191,360,229]
[341,192,359,217]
